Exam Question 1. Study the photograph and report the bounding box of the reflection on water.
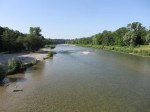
[0,44,150,112]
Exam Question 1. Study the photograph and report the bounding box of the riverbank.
[0,48,52,82]
[77,44,150,58]
[0,48,50,66]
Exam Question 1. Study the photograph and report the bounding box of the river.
[0,44,150,112]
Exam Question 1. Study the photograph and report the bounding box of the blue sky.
[0,0,150,39]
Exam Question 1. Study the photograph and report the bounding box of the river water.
[0,44,150,112]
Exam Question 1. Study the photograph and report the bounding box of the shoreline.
[0,48,50,67]
[0,48,50,82]
[76,44,150,58]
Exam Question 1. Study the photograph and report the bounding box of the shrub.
[44,45,49,48]
[49,45,56,49]
[48,51,53,57]
[133,50,139,53]
[111,47,115,50]
[128,48,133,53]
[25,61,36,67]
[138,50,150,56]
[43,51,56,60]
[7,58,25,74]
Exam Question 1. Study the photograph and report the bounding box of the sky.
[0,0,150,39]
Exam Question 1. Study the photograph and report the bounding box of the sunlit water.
[0,44,150,112]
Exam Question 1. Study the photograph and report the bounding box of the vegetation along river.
[0,44,150,112]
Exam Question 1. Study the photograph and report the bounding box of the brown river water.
[0,44,150,112]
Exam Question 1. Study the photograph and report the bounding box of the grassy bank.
[78,44,150,57]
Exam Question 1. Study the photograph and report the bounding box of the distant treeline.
[0,26,67,52]
[45,39,69,45]
[68,22,150,46]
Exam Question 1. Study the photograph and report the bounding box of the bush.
[127,48,133,53]
[7,58,26,74]
[111,47,115,50]
[49,45,56,49]
[133,50,139,53]
[44,45,49,48]
[140,50,150,56]
[48,51,53,57]
[25,61,36,67]
[44,45,56,49]
[43,51,56,60]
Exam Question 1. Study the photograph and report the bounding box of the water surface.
[0,44,150,112]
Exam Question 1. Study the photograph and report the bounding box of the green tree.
[101,31,114,46]
[114,27,128,46]
[0,26,4,51]
[25,34,43,51]
[145,33,150,45]
[92,36,98,45]
[16,36,25,51]
[123,31,137,46]
[30,27,42,36]
[127,22,146,45]
[92,34,102,45]
[1,28,18,51]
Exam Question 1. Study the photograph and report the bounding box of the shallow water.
[0,44,150,112]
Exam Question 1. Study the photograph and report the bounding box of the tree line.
[68,22,150,46]
[0,26,45,52]
[0,26,68,52]
[45,39,69,45]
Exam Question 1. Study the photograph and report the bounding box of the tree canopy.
[0,27,44,52]
[68,22,149,47]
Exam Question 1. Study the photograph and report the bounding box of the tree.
[123,31,137,46]
[114,27,128,46]
[16,36,25,51]
[30,27,42,36]
[25,34,43,51]
[127,22,146,45]
[24,27,45,51]
[0,26,4,51]
[92,34,102,45]
[92,36,98,45]
[145,33,150,45]
[1,28,18,51]
[0,26,45,52]
[101,31,114,46]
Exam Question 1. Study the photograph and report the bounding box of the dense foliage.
[0,26,70,53]
[68,22,150,46]
[44,39,69,45]
[0,27,47,52]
